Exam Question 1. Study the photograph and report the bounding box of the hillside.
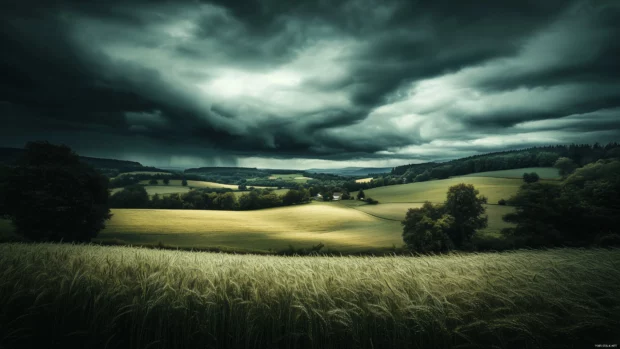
[306,167,393,176]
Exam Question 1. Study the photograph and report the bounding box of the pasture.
[96,202,402,252]
[1,244,618,349]
[457,167,560,179]
[356,177,531,204]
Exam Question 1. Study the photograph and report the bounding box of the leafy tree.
[163,178,170,185]
[523,172,540,183]
[3,141,112,242]
[181,178,188,186]
[554,157,578,177]
[444,184,488,247]
[149,179,158,185]
[498,199,507,205]
[217,192,237,210]
[109,185,149,208]
[402,202,454,253]
[238,183,248,191]
[414,171,431,182]
[357,189,366,200]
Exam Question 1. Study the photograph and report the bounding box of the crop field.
[355,177,373,183]
[356,177,532,204]
[94,203,402,252]
[1,244,618,349]
[457,167,561,179]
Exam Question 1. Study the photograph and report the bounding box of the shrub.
[498,199,507,205]
[523,172,540,183]
[365,197,379,205]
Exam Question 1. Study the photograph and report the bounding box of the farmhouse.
[332,192,342,201]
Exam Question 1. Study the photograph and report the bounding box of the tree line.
[109,186,311,210]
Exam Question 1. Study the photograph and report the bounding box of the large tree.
[402,202,454,253]
[444,183,488,247]
[4,141,112,242]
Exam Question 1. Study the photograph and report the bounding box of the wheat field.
[1,244,618,349]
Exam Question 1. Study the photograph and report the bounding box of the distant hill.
[0,147,141,167]
[0,147,169,178]
[305,167,393,176]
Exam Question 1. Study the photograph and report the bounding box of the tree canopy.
[402,183,487,252]
[3,141,112,242]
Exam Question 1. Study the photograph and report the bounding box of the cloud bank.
[1,0,619,168]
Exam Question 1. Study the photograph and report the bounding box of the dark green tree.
[554,157,578,177]
[109,185,149,208]
[523,172,540,183]
[3,141,112,242]
[357,189,366,200]
[181,178,188,186]
[163,178,170,185]
[444,183,488,247]
[402,202,454,253]
[149,179,158,185]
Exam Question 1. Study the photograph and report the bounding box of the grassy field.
[355,177,373,183]
[3,177,528,251]
[356,177,531,204]
[93,202,402,252]
[1,244,618,349]
[457,167,560,179]
[337,201,514,235]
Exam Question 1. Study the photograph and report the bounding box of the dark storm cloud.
[1,0,619,168]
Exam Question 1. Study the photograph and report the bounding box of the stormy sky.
[1,0,619,169]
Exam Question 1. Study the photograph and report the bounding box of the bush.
[149,179,158,185]
[365,197,379,205]
[523,172,539,183]
[498,199,507,205]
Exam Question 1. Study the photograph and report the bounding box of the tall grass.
[1,244,619,348]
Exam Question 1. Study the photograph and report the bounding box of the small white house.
[332,192,342,201]
[315,193,323,200]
